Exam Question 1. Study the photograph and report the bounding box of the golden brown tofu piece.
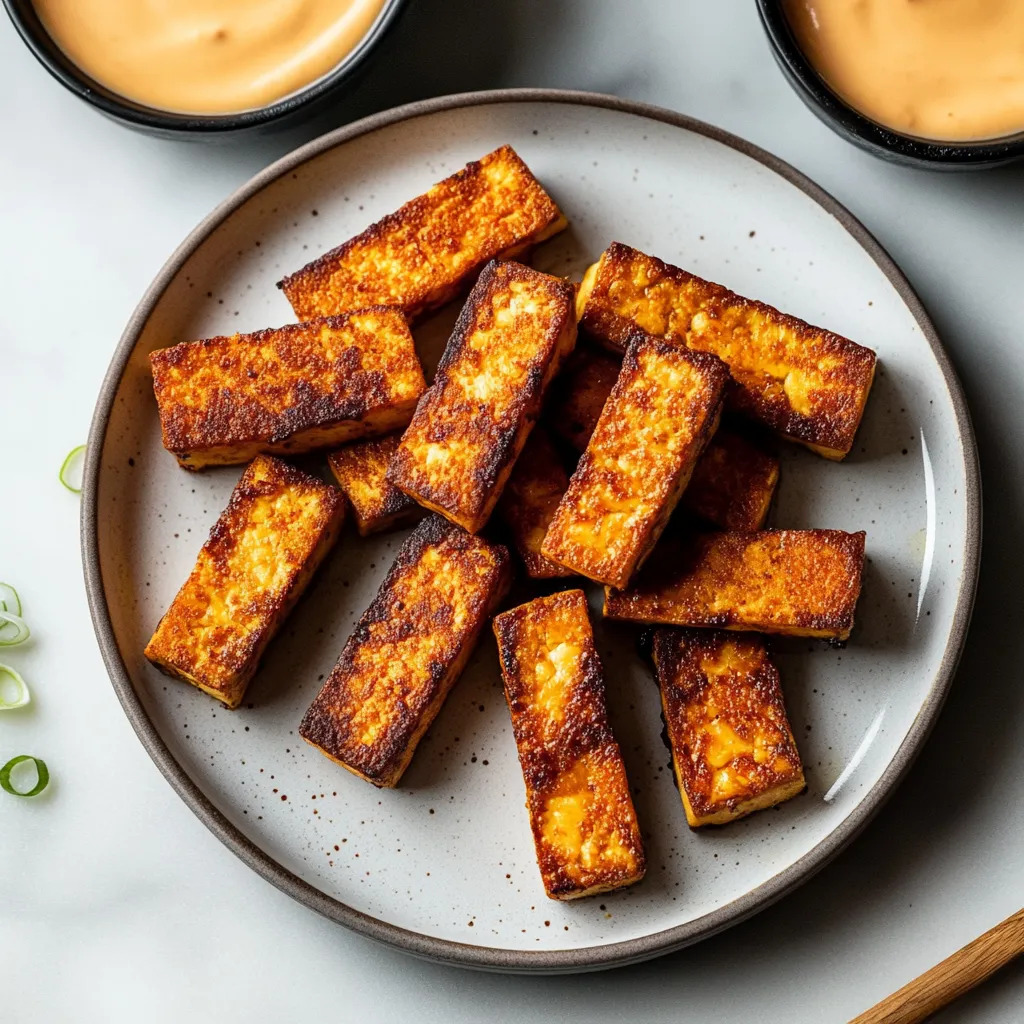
[604,529,866,640]
[493,590,646,899]
[545,347,779,531]
[278,145,568,323]
[496,426,573,579]
[150,309,426,470]
[299,515,511,788]
[685,427,779,531]
[326,434,423,536]
[144,455,345,709]
[545,343,622,452]
[652,628,805,826]
[541,332,728,588]
[388,261,577,533]
[576,243,877,459]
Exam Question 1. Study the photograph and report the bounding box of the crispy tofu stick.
[684,427,779,531]
[388,261,577,533]
[150,308,426,470]
[545,345,779,531]
[496,426,573,579]
[493,590,646,899]
[145,455,345,709]
[327,434,423,536]
[278,145,568,323]
[541,331,728,588]
[652,628,805,826]
[545,343,622,453]
[604,529,866,640]
[299,515,511,788]
[576,243,877,459]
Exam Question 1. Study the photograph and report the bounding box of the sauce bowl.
[1,0,408,137]
[756,0,1024,170]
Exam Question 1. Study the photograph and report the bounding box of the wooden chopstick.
[849,908,1024,1023]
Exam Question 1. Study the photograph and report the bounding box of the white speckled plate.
[82,90,980,972]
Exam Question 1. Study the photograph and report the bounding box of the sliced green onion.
[59,444,87,493]
[0,610,29,647]
[0,664,30,710]
[0,582,21,617]
[0,755,49,797]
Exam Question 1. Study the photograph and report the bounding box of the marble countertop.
[3,3,1023,1021]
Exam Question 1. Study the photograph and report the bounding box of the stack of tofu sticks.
[144,145,875,901]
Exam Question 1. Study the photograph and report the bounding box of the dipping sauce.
[33,0,388,115]
[783,0,1024,142]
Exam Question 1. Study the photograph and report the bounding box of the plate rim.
[80,87,982,973]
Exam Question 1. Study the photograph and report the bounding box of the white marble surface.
[2,3,1022,1021]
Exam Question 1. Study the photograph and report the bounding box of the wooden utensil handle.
[850,908,1024,1024]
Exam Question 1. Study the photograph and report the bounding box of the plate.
[82,90,980,972]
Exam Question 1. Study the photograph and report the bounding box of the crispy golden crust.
[144,455,345,708]
[545,347,779,531]
[685,427,779,531]
[541,332,728,588]
[604,529,866,640]
[576,243,877,459]
[278,145,568,323]
[496,426,573,579]
[493,590,645,899]
[388,261,578,533]
[652,629,805,826]
[326,434,423,536]
[545,343,622,452]
[150,309,426,470]
[299,515,511,788]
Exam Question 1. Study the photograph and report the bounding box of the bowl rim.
[755,0,1024,165]
[80,87,982,973]
[1,0,408,133]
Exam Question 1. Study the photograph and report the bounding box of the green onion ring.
[0,755,49,797]
[0,582,21,617]
[59,444,87,493]
[0,610,29,647]
[0,664,30,709]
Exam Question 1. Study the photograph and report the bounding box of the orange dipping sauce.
[783,0,1024,142]
[33,0,388,115]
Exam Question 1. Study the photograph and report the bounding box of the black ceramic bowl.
[757,0,1024,170]
[2,0,408,138]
